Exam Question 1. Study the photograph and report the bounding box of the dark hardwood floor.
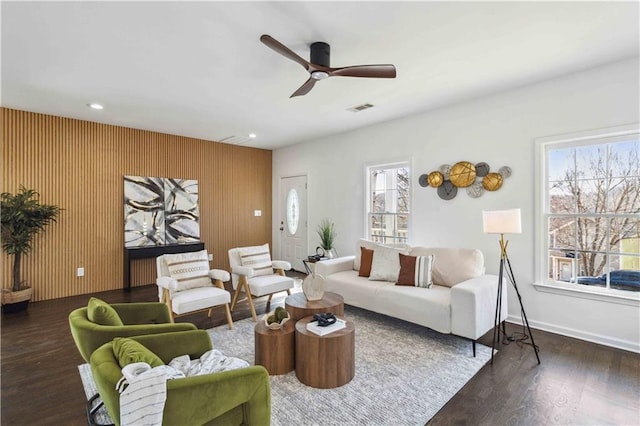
[2,278,639,425]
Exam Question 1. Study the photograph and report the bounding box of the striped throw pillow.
[164,250,211,291]
[239,244,273,277]
[396,253,434,288]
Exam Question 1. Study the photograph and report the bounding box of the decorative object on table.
[316,218,337,258]
[422,161,512,200]
[1,186,61,312]
[306,316,346,336]
[124,175,200,247]
[302,270,326,301]
[312,312,337,326]
[262,306,291,330]
[482,208,540,365]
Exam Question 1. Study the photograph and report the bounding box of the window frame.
[365,161,411,245]
[533,123,640,306]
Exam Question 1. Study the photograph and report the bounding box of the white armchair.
[156,249,234,329]
[228,243,295,321]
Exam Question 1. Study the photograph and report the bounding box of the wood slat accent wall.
[1,108,272,301]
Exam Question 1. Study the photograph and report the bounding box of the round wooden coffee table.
[285,291,344,321]
[295,316,355,389]
[254,320,295,375]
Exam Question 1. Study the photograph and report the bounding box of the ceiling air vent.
[219,135,252,145]
[347,103,374,112]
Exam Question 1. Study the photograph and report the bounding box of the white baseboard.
[506,314,640,354]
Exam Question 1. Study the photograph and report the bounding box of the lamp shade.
[482,208,522,234]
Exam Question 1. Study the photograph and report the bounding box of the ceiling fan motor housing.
[310,42,330,67]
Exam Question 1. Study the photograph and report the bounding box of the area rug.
[79,305,491,425]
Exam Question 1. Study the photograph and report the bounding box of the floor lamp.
[482,208,540,365]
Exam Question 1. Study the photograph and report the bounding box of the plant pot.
[2,287,33,313]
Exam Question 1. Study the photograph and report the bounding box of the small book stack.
[306,318,346,336]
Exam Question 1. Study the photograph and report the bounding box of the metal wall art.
[124,175,200,247]
[418,161,512,200]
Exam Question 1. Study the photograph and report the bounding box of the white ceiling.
[2,1,639,150]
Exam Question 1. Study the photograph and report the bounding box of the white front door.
[280,175,307,272]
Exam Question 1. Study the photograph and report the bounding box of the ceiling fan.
[260,34,397,98]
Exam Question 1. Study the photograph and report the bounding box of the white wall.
[273,58,640,352]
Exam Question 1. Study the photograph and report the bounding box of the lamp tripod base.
[491,242,540,365]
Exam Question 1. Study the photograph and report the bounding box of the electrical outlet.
[254,210,262,217]
[208,254,213,261]
[77,267,85,277]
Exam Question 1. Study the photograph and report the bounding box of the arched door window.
[286,189,299,235]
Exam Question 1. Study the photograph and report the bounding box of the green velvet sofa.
[90,330,271,425]
[69,302,197,362]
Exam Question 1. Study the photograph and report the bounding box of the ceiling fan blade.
[290,78,317,98]
[329,64,397,78]
[260,34,310,71]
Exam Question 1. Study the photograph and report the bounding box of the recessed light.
[87,103,103,110]
[249,133,257,138]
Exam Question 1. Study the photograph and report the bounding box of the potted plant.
[1,186,61,313]
[316,219,337,259]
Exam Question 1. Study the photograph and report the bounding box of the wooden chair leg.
[230,285,242,311]
[286,289,291,295]
[244,281,258,322]
[223,304,234,330]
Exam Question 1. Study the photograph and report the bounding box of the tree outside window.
[547,138,640,292]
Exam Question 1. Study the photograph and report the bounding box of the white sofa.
[315,240,508,355]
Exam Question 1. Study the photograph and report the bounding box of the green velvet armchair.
[90,330,272,425]
[69,301,197,362]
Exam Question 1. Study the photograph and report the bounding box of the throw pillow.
[112,337,164,368]
[358,247,374,277]
[409,247,484,287]
[239,243,273,277]
[396,253,434,288]
[354,238,410,271]
[87,297,124,326]
[369,245,408,282]
[163,249,211,291]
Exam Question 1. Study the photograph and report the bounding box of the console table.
[123,242,205,290]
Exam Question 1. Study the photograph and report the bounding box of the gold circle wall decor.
[449,161,476,187]
[482,172,503,191]
[427,171,444,187]
[421,161,512,200]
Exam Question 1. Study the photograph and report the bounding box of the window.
[366,162,410,244]
[538,126,639,298]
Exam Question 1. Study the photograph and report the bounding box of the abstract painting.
[164,178,200,244]
[124,176,199,247]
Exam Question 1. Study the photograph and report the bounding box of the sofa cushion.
[358,247,374,277]
[396,253,434,288]
[409,247,484,287]
[164,250,211,291]
[171,286,231,315]
[239,243,273,277]
[369,245,408,282]
[112,337,164,368]
[87,297,124,326]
